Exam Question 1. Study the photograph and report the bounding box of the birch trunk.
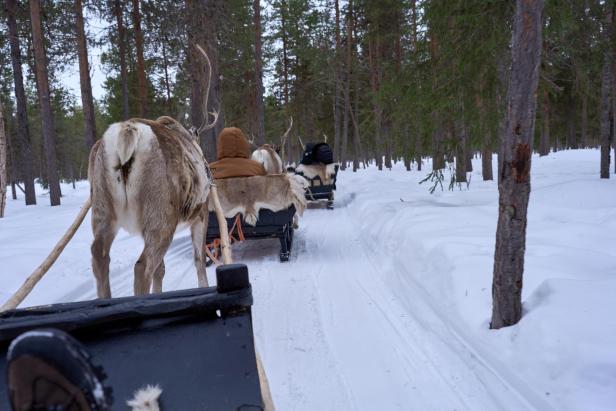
[491,0,544,329]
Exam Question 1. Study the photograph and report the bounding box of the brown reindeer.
[88,46,218,298]
[251,117,293,174]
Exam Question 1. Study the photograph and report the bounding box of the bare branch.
[195,44,220,134]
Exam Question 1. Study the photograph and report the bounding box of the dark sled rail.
[207,206,296,262]
[0,264,265,410]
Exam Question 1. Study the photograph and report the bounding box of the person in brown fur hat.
[209,127,266,179]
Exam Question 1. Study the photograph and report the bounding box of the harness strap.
[205,214,245,265]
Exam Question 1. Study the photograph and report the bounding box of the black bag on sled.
[301,142,333,165]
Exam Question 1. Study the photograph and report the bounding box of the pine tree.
[30,0,62,206]
[491,0,544,329]
[4,0,36,205]
[75,0,97,150]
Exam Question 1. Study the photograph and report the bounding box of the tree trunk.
[566,101,577,149]
[600,5,613,179]
[187,0,204,136]
[352,61,362,172]
[491,0,543,329]
[132,0,148,118]
[478,93,493,180]
[581,93,588,148]
[455,117,467,183]
[540,90,550,155]
[0,101,7,217]
[333,0,342,162]
[75,0,97,150]
[113,0,129,120]
[201,0,224,161]
[253,0,265,146]
[187,0,223,162]
[30,0,61,206]
[341,0,351,169]
[368,36,383,171]
[5,0,36,205]
[161,37,172,113]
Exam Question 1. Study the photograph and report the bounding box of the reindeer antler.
[280,116,293,148]
[322,133,328,143]
[195,44,220,135]
[278,117,293,166]
[298,134,305,151]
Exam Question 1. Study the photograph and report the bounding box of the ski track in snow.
[2,149,615,410]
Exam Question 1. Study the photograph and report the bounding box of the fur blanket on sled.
[295,163,338,185]
[209,174,307,226]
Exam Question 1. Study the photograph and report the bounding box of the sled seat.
[207,205,296,263]
[0,264,264,410]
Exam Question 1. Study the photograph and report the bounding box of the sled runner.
[206,205,296,263]
[0,264,266,410]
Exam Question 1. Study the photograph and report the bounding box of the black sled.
[0,264,266,410]
[206,206,296,264]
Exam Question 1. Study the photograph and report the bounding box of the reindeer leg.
[191,215,208,287]
[136,230,174,295]
[134,251,149,296]
[151,260,165,294]
[91,217,117,299]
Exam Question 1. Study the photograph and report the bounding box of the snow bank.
[336,149,616,410]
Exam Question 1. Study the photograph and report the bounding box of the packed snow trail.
[2,150,615,410]
[242,206,549,411]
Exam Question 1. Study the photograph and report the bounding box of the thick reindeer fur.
[211,174,307,226]
[127,385,162,411]
[89,117,210,298]
[251,144,283,174]
[296,163,338,185]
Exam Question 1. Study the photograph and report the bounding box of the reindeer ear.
[275,146,281,154]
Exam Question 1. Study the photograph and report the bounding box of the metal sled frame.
[206,205,296,263]
[0,264,265,410]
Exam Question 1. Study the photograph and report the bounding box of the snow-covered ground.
[1,149,615,410]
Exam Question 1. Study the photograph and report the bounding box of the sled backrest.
[0,264,264,410]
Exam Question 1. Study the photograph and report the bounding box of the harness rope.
[204,214,245,265]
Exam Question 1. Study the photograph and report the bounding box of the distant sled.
[294,163,339,210]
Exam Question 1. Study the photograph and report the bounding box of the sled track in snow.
[45,201,550,410]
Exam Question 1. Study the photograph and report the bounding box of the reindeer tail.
[116,122,140,166]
